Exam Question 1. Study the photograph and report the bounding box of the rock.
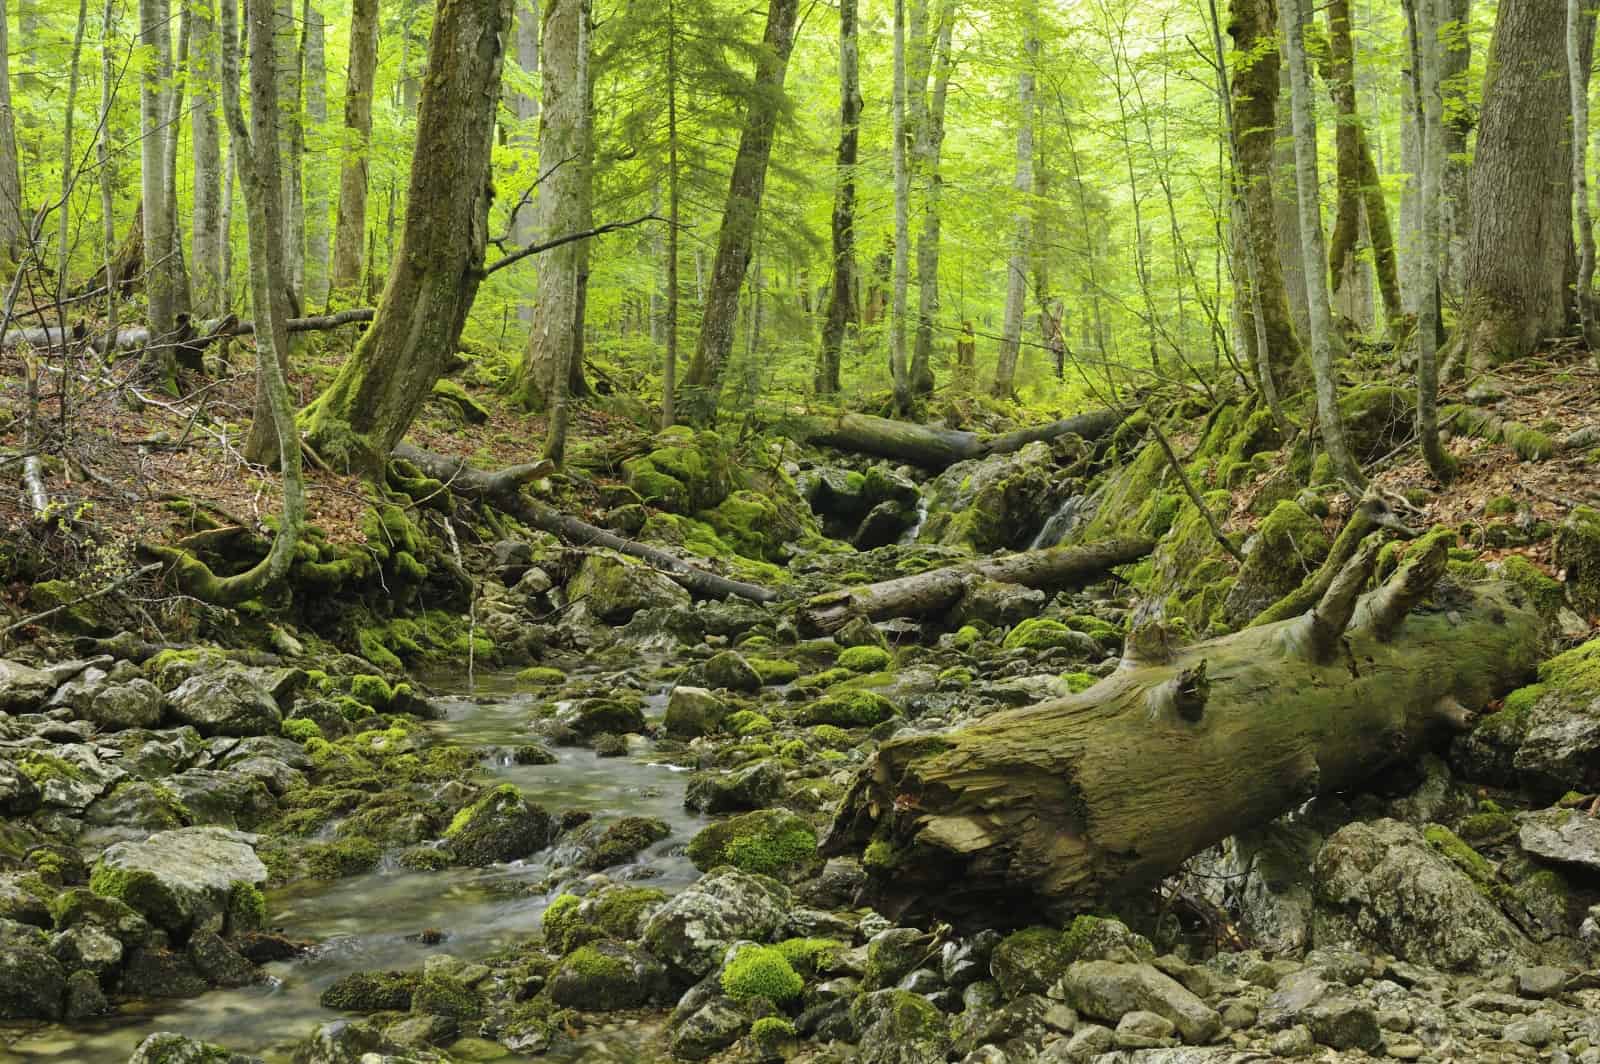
[853,501,914,549]
[684,760,783,814]
[703,651,762,693]
[411,972,483,1020]
[670,996,749,1061]
[558,697,647,737]
[642,869,791,980]
[290,1020,403,1064]
[167,769,277,828]
[128,1032,261,1063]
[188,930,259,987]
[444,785,553,866]
[81,679,165,731]
[1504,1014,1556,1047]
[62,968,108,1020]
[567,550,692,624]
[1268,1025,1315,1058]
[1039,1023,1112,1062]
[0,759,41,815]
[918,442,1056,552]
[992,926,1073,998]
[0,659,57,712]
[851,989,952,1064]
[119,946,210,997]
[90,826,268,939]
[585,816,672,870]
[51,888,152,947]
[942,930,1002,989]
[663,686,727,739]
[1115,1009,1177,1048]
[0,945,66,1019]
[947,580,1048,629]
[548,940,671,1010]
[1515,965,1569,999]
[685,808,816,880]
[1259,972,1381,1052]
[1311,819,1533,970]
[1221,501,1330,627]
[0,876,51,927]
[1554,506,1600,615]
[863,927,935,991]
[166,669,283,737]
[1058,961,1222,1045]
[1518,807,1600,873]
[50,924,124,975]
[321,970,419,1013]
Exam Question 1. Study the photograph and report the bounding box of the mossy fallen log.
[793,409,1123,471]
[822,537,1544,925]
[797,537,1153,635]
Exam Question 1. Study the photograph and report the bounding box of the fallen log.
[821,537,1544,925]
[794,409,1123,471]
[392,444,778,605]
[797,536,1153,635]
[3,309,375,354]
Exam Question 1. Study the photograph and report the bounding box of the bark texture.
[191,0,225,316]
[300,0,513,476]
[794,408,1122,470]
[0,0,19,260]
[889,0,912,412]
[991,33,1037,399]
[139,0,178,351]
[824,551,1543,923]
[330,0,379,296]
[817,0,861,397]
[911,0,955,396]
[303,1,329,308]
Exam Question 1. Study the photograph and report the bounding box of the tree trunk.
[1439,0,1472,301]
[823,547,1543,924]
[299,0,513,477]
[302,1,329,308]
[793,408,1123,470]
[276,0,303,306]
[513,0,539,327]
[167,11,195,319]
[56,0,89,327]
[512,0,591,413]
[799,537,1154,636]
[662,0,678,425]
[140,0,178,370]
[911,0,955,397]
[191,0,225,316]
[1569,0,1598,347]
[0,0,20,261]
[676,0,801,424]
[1282,0,1364,491]
[330,0,378,297]
[97,0,119,333]
[1448,0,1572,373]
[817,0,861,398]
[1416,0,1454,482]
[889,0,911,413]
[1229,0,1305,398]
[991,31,1037,399]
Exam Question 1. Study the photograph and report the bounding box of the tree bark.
[1447,0,1572,373]
[140,0,178,375]
[300,0,513,477]
[817,0,861,398]
[823,547,1544,924]
[1282,0,1364,491]
[799,537,1154,636]
[676,0,801,424]
[513,0,539,328]
[991,30,1037,400]
[0,0,20,261]
[661,0,678,424]
[302,0,329,309]
[794,408,1123,470]
[1568,0,1598,348]
[97,0,120,333]
[1417,0,1454,482]
[191,0,226,316]
[1439,0,1472,302]
[277,0,304,305]
[889,0,912,413]
[330,0,379,297]
[911,0,955,397]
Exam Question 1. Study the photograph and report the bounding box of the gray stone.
[83,679,165,731]
[127,1032,263,1063]
[547,939,670,1010]
[1259,972,1380,1052]
[0,659,57,711]
[669,996,748,1061]
[567,551,692,624]
[1038,1023,1112,1063]
[50,924,124,975]
[0,945,66,1019]
[91,826,267,938]
[188,930,259,987]
[663,686,727,739]
[683,759,783,814]
[166,670,283,737]
[851,988,952,1064]
[1269,1024,1315,1057]
[1515,965,1569,999]
[1116,1009,1177,1048]
[62,968,107,1020]
[703,651,761,693]
[864,927,935,990]
[1504,1014,1556,1047]
[0,758,41,815]
[942,930,1003,989]
[445,786,553,867]
[1518,808,1600,872]
[1058,961,1222,1044]
[641,869,791,980]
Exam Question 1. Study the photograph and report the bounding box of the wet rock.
[952,992,1069,1057]
[0,875,51,927]
[82,679,165,731]
[119,946,209,998]
[320,970,419,1013]
[864,927,935,990]
[50,923,124,975]
[1311,819,1533,970]
[558,697,647,737]
[166,669,283,737]
[851,988,953,1064]
[919,442,1056,552]
[663,686,727,739]
[1518,807,1600,872]
[167,769,277,828]
[50,888,153,948]
[411,972,483,1020]
[0,758,41,815]
[942,930,1002,989]
[853,502,914,550]
[0,659,57,711]
[684,760,783,814]
[62,968,107,1020]
[127,1031,262,1063]
[642,869,791,980]
[947,580,1048,629]
[703,651,762,693]
[670,996,750,1060]
[90,826,268,938]
[567,550,692,624]
[0,945,66,1019]
[585,815,671,869]
[548,940,671,1010]
[686,808,817,880]
[443,784,553,867]
[1057,961,1222,1044]
[188,930,259,987]
[290,1020,400,1064]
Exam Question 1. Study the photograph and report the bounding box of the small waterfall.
[1030,494,1087,550]
[898,496,930,544]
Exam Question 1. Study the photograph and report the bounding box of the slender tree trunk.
[1439,0,1472,301]
[817,0,861,398]
[303,0,329,308]
[1569,0,1598,348]
[889,0,911,412]
[513,0,539,327]
[911,0,954,396]
[56,0,90,325]
[1229,0,1305,398]
[512,0,591,412]
[1448,0,1572,373]
[301,0,513,476]
[97,0,119,333]
[676,0,801,424]
[330,0,379,297]
[0,0,22,260]
[1282,0,1365,490]
[662,0,679,425]
[1398,60,1422,314]
[140,0,178,382]
[1415,0,1453,481]
[221,138,237,305]
[277,0,304,307]
[543,4,592,464]
[167,12,194,318]
[991,31,1037,399]
[191,0,225,316]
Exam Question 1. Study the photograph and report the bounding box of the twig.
[479,215,663,277]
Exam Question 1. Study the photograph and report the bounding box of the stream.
[0,673,706,1064]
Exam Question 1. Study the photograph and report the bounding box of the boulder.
[566,551,691,624]
[1517,808,1600,873]
[918,442,1056,553]
[548,940,672,1010]
[84,679,165,731]
[166,669,283,737]
[89,826,268,939]
[0,759,41,815]
[1553,506,1600,615]
[686,808,817,880]
[684,760,784,814]
[127,1031,263,1064]
[663,686,727,739]
[0,658,57,712]
[850,989,952,1064]
[1258,971,1381,1052]
[702,651,761,693]
[669,996,750,1061]
[0,945,66,1019]
[642,869,791,980]
[444,785,553,867]
[1058,961,1222,1045]
[1221,501,1330,627]
[1310,819,1533,971]
[558,697,647,737]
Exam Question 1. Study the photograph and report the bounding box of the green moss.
[1537,637,1600,696]
[863,839,898,872]
[720,945,803,1003]
[808,724,852,748]
[750,1016,797,1050]
[347,674,394,709]
[1484,495,1518,517]
[227,882,267,932]
[1456,810,1515,844]
[280,718,321,742]
[1499,555,1565,615]
[837,645,893,673]
[562,944,631,985]
[796,667,853,688]
[543,886,666,953]
[543,893,582,950]
[304,837,382,879]
[356,628,404,673]
[773,937,844,977]
[937,666,973,688]
[747,658,799,686]
[802,690,898,727]
[319,970,419,1012]
[1002,618,1082,651]
[687,809,817,877]
[18,752,87,785]
[413,973,484,1020]
[88,864,157,904]
[1059,671,1097,694]
[724,710,775,737]
[1423,824,1502,900]
[1502,422,1556,462]
[951,625,983,650]
[518,666,566,686]
[446,783,522,838]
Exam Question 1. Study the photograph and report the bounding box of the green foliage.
[837,645,893,672]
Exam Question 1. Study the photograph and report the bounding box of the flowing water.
[897,497,930,544]
[0,675,706,1064]
[1029,494,1088,550]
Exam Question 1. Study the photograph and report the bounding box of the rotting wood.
[790,408,1123,471]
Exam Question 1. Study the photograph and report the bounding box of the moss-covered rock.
[686,809,818,880]
[567,550,692,624]
[703,651,762,693]
[542,885,668,954]
[319,969,418,1012]
[1554,506,1600,616]
[663,685,727,739]
[1001,619,1100,657]
[586,816,671,870]
[800,690,898,728]
[549,941,670,1010]
[837,645,893,673]
[1338,385,1413,464]
[444,784,553,866]
[917,442,1057,552]
[1222,500,1331,627]
[990,926,1072,998]
[720,944,802,1003]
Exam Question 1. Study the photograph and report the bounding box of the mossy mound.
[1222,500,1330,626]
[800,690,899,728]
[622,427,738,514]
[542,885,669,954]
[686,809,818,880]
[444,784,553,867]
[836,645,893,673]
[1554,506,1600,615]
[319,969,419,1012]
[720,944,803,1003]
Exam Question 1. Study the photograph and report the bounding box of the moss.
[937,666,973,688]
[1059,671,1097,694]
[778,739,806,759]
[544,886,666,953]
[1499,555,1565,615]
[280,718,321,742]
[1002,618,1082,651]
[749,658,800,685]
[724,710,775,737]
[808,724,852,749]
[413,973,484,1020]
[304,837,382,879]
[561,943,631,986]
[543,893,582,950]
[518,666,566,686]
[88,864,161,906]
[951,625,983,650]
[750,1016,797,1051]
[1536,637,1600,696]
[348,674,394,709]
[687,809,817,877]
[356,627,405,673]
[720,944,803,1003]
[773,938,843,977]
[398,847,452,872]
[796,667,852,688]
[319,970,419,1012]
[1423,824,1502,900]
[1502,422,1556,462]
[227,882,267,932]
[1065,615,1122,646]
[863,839,898,872]
[1484,495,1518,517]
[18,752,88,785]
[1456,810,1515,844]
[837,645,893,673]
[802,690,898,727]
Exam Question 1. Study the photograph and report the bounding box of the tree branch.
[479,215,663,277]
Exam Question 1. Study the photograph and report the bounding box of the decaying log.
[797,536,1153,635]
[822,540,1545,925]
[793,409,1123,471]
[2,309,375,355]
[392,444,778,605]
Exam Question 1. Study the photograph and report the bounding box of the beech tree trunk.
[1449,0,1572,372]
[513,0,539,327]
[140,0,178,366]
[824,546,1543,924]
[330,0,378,297]
[817,0,861,397]
[991,31,1037,399]
[0,0,20,261]
[794,408,1123,470]
[1439,0,1472,301]
[303,1,329,308]
[191,0,225,316]
[276,0,303,305]
[889,0,912,413]
[300,0,513,477]
[1416,0,1453,482]
[677,0,801,424]
[911,0,955,397]
[799,537,1154,635]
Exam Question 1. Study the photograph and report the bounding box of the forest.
[1,0,1599,1059]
